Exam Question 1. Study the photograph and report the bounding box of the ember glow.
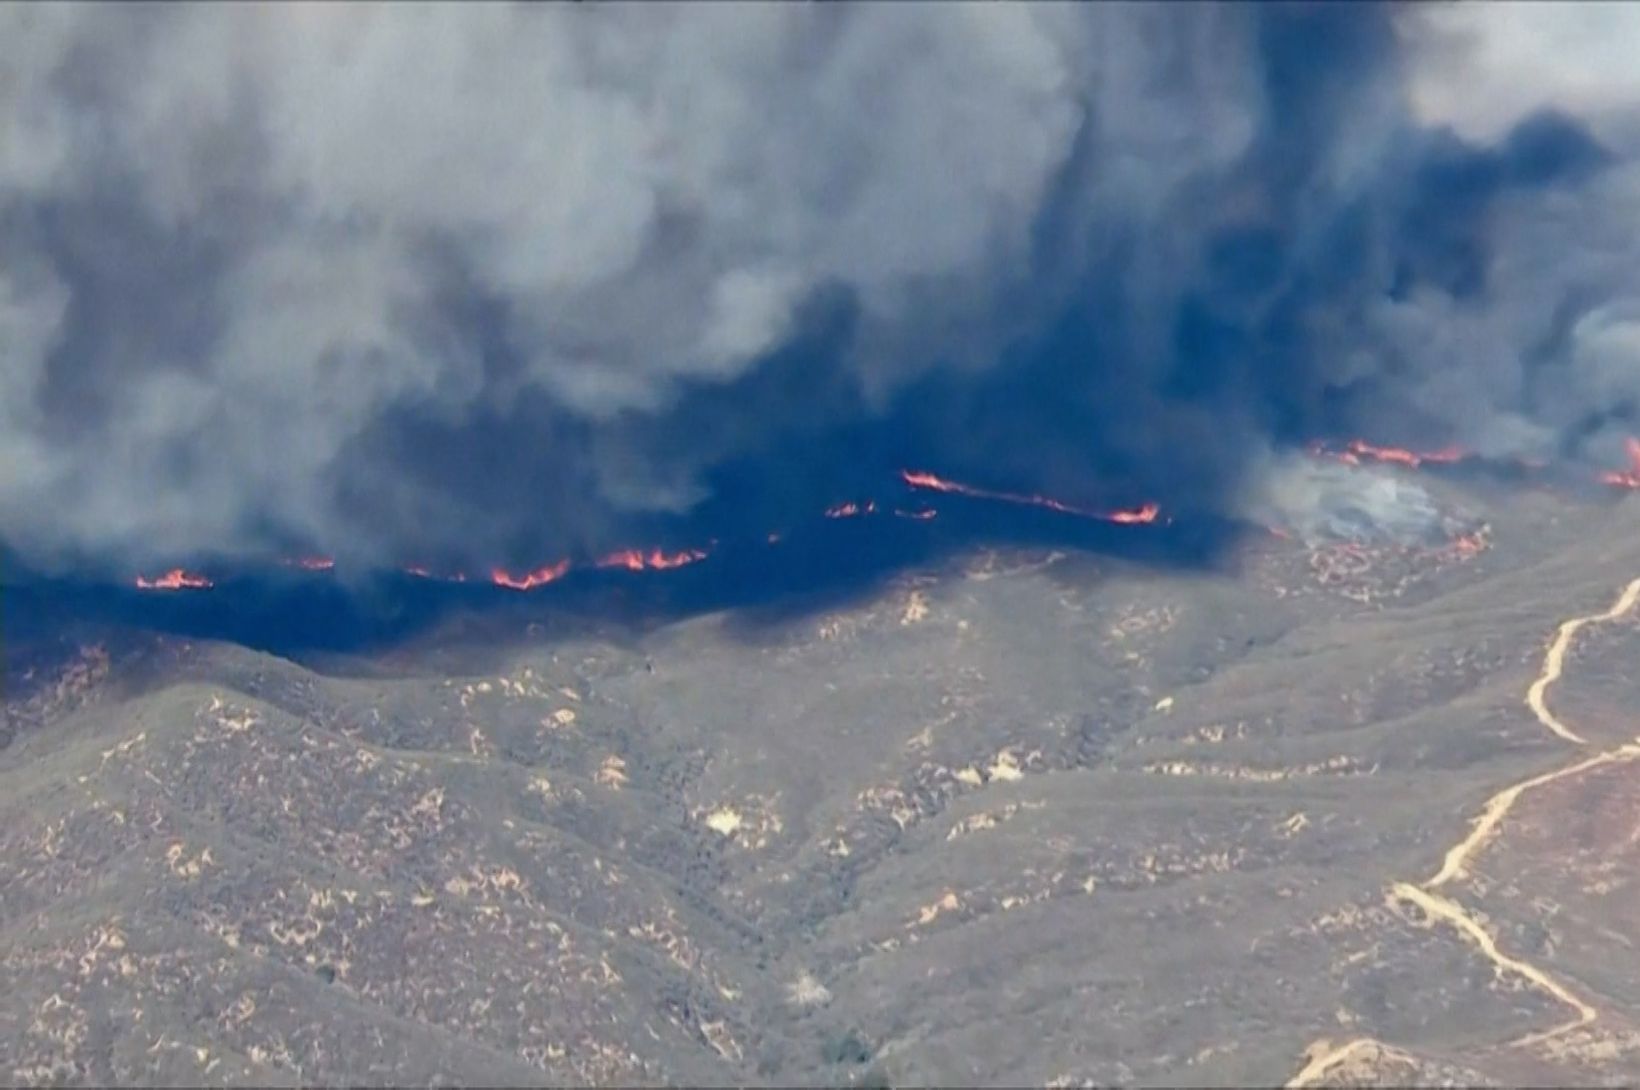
[899,469,1162,524]
[489,545,710,589]
[280,555,336,571]
[134,568,214,591]
[894,507,937,521]
[824,500,877,519]
[1104,501,1163,525]
[489,559,572,591]
[1600,437,1640,489]
[1308,439,1470,469]
[1446,529,1490,559]
[596,547,710,572]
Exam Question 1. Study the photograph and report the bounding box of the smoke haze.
[2,3,1637,574]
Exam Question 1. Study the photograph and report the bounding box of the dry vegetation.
[6,472,1640,1086]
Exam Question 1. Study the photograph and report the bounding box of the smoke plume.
[1,3,1635,574]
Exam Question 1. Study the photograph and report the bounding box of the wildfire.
[118,433,1640,601]
[489,546,711,588]
[1105,501,1162,525]
[134,568,213,591]
[899,469,1161,524]
[1600,437,1640,489]
[1446,529,1490,559]
[132,466,1173,593]
[489,559,572,591]
[1309,439,1469,469]
[596,547,710,572]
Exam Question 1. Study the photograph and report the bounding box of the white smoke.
[0,4,1270,567]
[1372,4,1640,466]
[1241,453,1447,548]
[1400,3,1640,148]
[2,4,1640,571]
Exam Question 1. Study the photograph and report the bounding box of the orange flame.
[596,547,709,572]
[1310,438,1469,469]
[489,559,571,591]
[1105,501,1162,525]
[131,467,1170,593]
[1599,436,1640,489]
[900,469,1161,524]
[649,547,709,569]
[135,568,213,591]
[596,549,646,572]
[1446,530,1489,558]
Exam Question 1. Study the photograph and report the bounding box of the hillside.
[6,469,1640,1086]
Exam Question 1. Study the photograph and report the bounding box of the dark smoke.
[1,3,1635,577]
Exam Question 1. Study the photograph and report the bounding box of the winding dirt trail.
[1287,576,1640,1087]
[1524,577,1640,745]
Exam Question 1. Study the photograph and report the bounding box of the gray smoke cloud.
[0,3,1636,574]
[1239,454,1450,549]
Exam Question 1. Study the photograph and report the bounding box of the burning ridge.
[131,464,1168,594]
[127,436,1640,594]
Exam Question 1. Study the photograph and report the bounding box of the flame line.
[133,467,1169,591]
[133,568,213,591]
[900,468,1161,524]
[1306,438,1470,470]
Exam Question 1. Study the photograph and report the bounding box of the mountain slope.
[6,474,1640,1086]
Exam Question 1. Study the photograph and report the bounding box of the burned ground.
[6,467,1640,1086]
